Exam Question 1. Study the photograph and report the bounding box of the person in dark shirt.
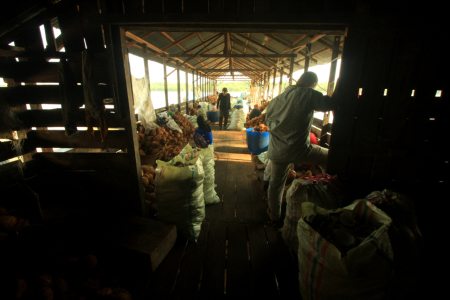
[217,87,231,130]
[249,104,262,120]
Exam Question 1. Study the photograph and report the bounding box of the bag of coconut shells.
[281,174,346,252]
[155,156,205,241]
[183,145,220,205]
[297,200,394,300]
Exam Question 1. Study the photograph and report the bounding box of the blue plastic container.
[246,128,269,154]
[207,111,219,122]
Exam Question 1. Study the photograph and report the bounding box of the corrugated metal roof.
[127,31,344,80]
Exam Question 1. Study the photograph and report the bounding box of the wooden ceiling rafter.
[196,32,219,65]
[127,31,154,48]
[230,36,276,67]
[158,31,209,68]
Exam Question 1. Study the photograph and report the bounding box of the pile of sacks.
[144,144,219,241]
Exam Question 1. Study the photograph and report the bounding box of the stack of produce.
[3,252,132,300]
[251,123,269,132]
[138,126,185,162]
[189,107,198,116]
[244,113,266,129]
[141,165,158,217]
[306,209,377,257]
[137,112,195,163]
[0,207,30,241]
[258,100,270,112]
[206,95,218,103]
[172,111,195,138]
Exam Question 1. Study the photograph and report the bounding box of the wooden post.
[304,43,312,72]
[43,20,56,53]
[272,67,277,98]
[192,70,196,101]
[320,36,341,148]
[177,62,181,112]
[163,58,169,110]
[266,70,271,99]
[143,44,150,83]
[289,57,295,85]
[279,67,283,95]
[109,25,145,216]
[185,68,189,114]
[327,36,341,95]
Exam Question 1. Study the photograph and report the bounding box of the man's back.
[266,85,333,163]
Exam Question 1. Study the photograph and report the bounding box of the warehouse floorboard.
[142,124,300,300]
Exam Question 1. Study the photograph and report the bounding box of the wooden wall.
[0,0,145,220]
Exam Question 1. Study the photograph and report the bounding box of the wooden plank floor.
[143,123,301,300]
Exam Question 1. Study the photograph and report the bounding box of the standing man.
[265,71,339,223]
[217,87,231,130]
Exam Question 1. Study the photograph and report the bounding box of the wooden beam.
[234,33,277,54]
[156,32,196,55]
[43,20,56,53]
[143,44,150,82]
[272,67,277,97]
[327,36,341,95]
[127,31,154,48]
[289,57,295,85]
[230,36,275,66]
[263,34,291,49]
[177,61,181,112]
[196,32,219,65]
[279,67,283,95]
[104,25,145,215]
[315,37,343,55]
[304,43,312,72]
[126,31,166,54]
[168,53,297,58]
[192,69,195,101]
[163,58,169,109]
[185,68,189,114]
[200,69,266,72]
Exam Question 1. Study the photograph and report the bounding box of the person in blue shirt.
[249,104,262,120]
[193,115,213,148]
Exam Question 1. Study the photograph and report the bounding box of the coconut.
[16,278,27,299]
[14,217,30,231]
[36,274,53,286]
[142,177,149,186]
[145,185,155,193]
[0,215,17,231]
[84,277,100,292]
[148,193,156,202]
[161,137,167,144]
[80,254,97,270]
[0,231,8,241]
[0,207,8,215]
[97,287,114,296]
[141,165,150,173]
[52,277,68,294]
[139,149,146,156]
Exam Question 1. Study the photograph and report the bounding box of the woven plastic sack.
[227,108,246,130]
[297,200,393,300]
[188,115,198,129]
[183,145,219,205]
[364,189,423,300]
[155,156,205,241]
[281,174,346,251]
[257,151,269,164]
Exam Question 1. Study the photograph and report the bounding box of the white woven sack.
[227,108,246,130]
[297,200,394,300]
[183,145,219,205]
[155,156,205,241]
[257,151,269,164]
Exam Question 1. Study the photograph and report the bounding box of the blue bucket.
[207,111,219,122]
[246,128,269,154]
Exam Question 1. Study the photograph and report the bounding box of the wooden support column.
[304,43,312,72]
[272,67,277,98]
[185,68,189,114]
[109,25,145,215]
[143,44,150,83]
[320,36,341,148]
[163,58,169,110]
[289,57,295,85]
[266,70,271,99]
[192,69,196,101]
[279,67,283,95]
[43,20,56,53]
[177,62,181,112]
